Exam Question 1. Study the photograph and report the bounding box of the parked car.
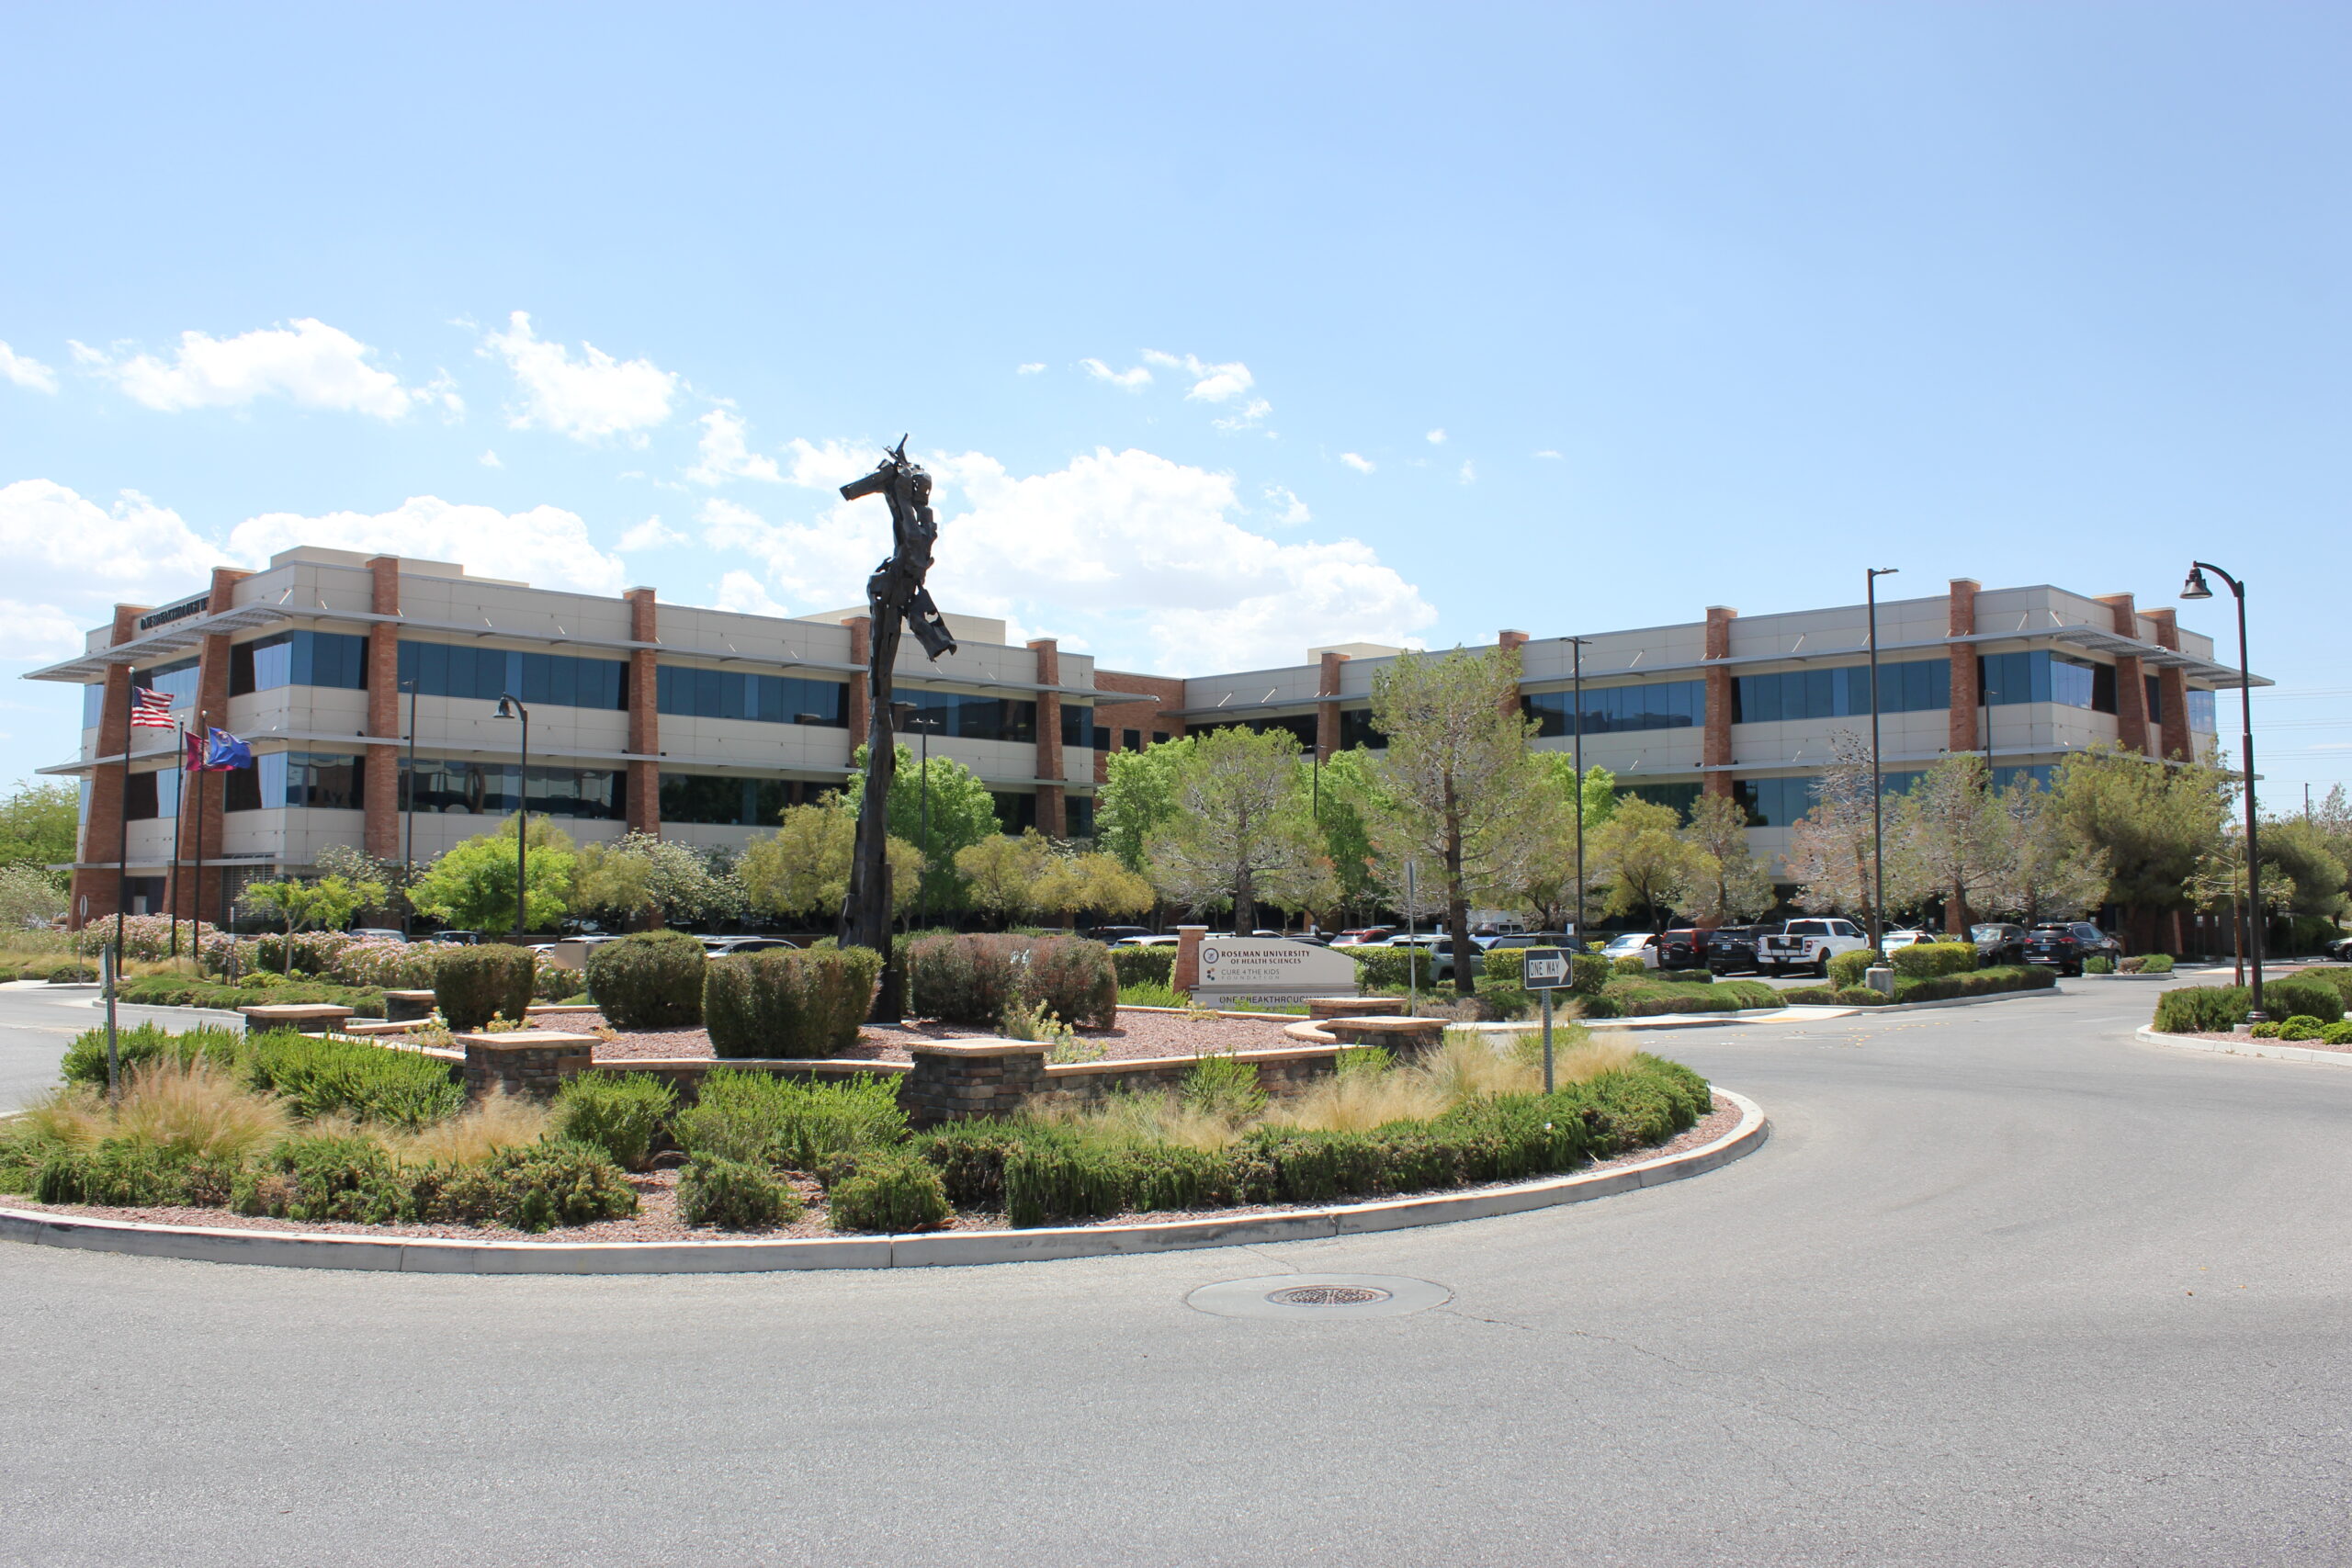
[420,930,482,945]
[1427,937,1487,983]
[1086,926,1153,943]
[2321,932,2352,962]
[700,936,799,957]
[2023,921,2121,976]
[1114,934,1183,948]
[1705,924,1773,976]
[1485,931,1578,953]
[1599,932,1660,969]
[1971,922,2028,965]
[347,927,406,943]
[1331,927,1396,949]
[1879,930,1929,952]
[1657,929,1710,971]
[1755,918,1871,977]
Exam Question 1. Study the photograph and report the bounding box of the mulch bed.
[8,1099,1740,1246]
[582,1008,1300,1064]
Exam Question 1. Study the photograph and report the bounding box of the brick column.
[900,1040,1051,1127]
[2145,608,2193,761]
[843,614,872,755]
[624,588,661,834]
[1497,630,1529,719]
[2097,592,2150,755]
[188,568,250,924]
[1946,579,1981,756]
[363,557,402,859]
[1031,637,1065,837]
[67,604,151,930]
[1173,925,1207,994]
[1702,605,1736,799]
[1315,650,1347,761]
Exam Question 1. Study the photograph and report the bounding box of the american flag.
[130,687,176,728]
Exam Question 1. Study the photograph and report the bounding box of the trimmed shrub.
[1781,986,1837,1004]
[35,1141,230,1207]
[2267,976,2346,1024]
[1892,942,1979,979]
[1601,978,1780,1017]
[1473,949,1536,1020]
[2083,956,2113,975]
[2143,954,2175,974]
[1827,950,1878,988]
[116,975,386,1016]
[1570,953,1611,995]
[2154,986,2250,1033]
[1611,955,1649,977]
[1833,986,1893,1006]
[676,1156,800,1229]
[553,1072,677,1170]
[1349,946,1433,992]
[61,1021,243,1087]
[2322,1021,2352,1046]
[1111,944,1176,988]
[827,1151,952,1232]
[47,963,96,983]
[906,934,1115,1029]
[2287,967,2352,1005]
[1023,937,1118,1030]
[232,1134,409,1224]
[703,947,881,1057]
[671,1069,908,1171]
[243,1032,464,1127]
[413,1140,638,1232]
[433,944,537,1031]
[2278,1015,2326,1042]
[584,931,706,1029]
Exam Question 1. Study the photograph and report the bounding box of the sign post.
[1522,946,1571,1093]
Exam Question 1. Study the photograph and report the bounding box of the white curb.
[2134,1025,2352,1067]
[0,1089,1767,1276]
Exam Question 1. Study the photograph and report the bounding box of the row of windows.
[1980,650,2109,713]
[660,773,817,827]
[1526,680,1707,737]
[1733,660,1950,725]
[1059,705,1111,750]
[401,641,629,711]
[399,758,627,818]
[232,631,368,695]
[655,665,848,727]
[1733,763,2063,828]
[898,689,1038,744]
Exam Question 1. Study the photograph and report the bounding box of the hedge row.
[1784,964,2058,1008]
[60,1024,462,1125]
[2153,975,2346,1034]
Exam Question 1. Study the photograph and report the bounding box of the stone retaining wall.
[900,1038,1350,1125]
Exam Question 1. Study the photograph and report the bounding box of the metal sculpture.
[837,439,956,1016]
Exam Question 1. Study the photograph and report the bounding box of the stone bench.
[383,989,438,1022]
[1320,1016,1449,1052]
[1306,997,1404,1021]
[457,1030,601,1100]
[240,1003,356,1035]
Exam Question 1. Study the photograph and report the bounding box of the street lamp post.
[2181,563,2266,1021]
[401,677,418,939]
[495,694,530,942]
[1866,568,1901,955]
[1564,636,1591,945]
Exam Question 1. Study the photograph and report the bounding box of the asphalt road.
[3,981,2348,1566]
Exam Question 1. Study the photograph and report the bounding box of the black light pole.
[495,694,529,942]
[2182,563,2265,1021]
[401,676,418,938]
[1565,636,1591,944]
[1866,568,1901,955]
[891,703,942,927]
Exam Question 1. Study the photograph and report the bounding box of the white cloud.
[1340,452,1375,474]
[1016,362,1046,375]
[618,515,688,552]
[97,319,426,419]
[1533,449,1563,459]
[685,407,783,485]
[1263,485,1311,525]
[482,310,676,443]
[227,496,628,594]
[697,495,887,612]
[478,449,503,468]
[714,570,792,617]
[1141,350,1256,405]
[782,437,886,491]
[1081,358,1152,390]
[1459,460,1477,485]
[0,343,58,394]
[0,480,220,666]
[1213,398,1272,433]
[1426,428,1446,445]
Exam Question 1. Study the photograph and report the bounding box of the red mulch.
[581,1008,1299,1063]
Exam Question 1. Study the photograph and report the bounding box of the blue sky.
[2,3,2345,800]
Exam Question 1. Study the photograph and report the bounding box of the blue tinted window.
[1191,714,1317,750]
[232,630,370,695]
[1525,680,1705,737]
[1733,660,1948,723]
[398,641,627,710]
[1979,651,2109,712]
[135,657,201,713]
[1734,775,1819,827]
[897,688,1035,743]
[1338,708,1385,750]
[1621,782,1702,823]
[654,665,848,727]
[399,758,626,818]
[82,683,104,728]
[658,773,807,826]
[2187,690,2217,731]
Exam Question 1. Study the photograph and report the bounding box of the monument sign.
[1192,938,1359,1008]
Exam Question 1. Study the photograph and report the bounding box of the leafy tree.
[243,874,384,972]
[2257,817,2349,923]
[1358,647,1550,995]
[1889,753,2007,931]
[852,743,1001,914]
[1783,729,1922,927]
[955,830,1056,926]
[572,831,743,929]
[1307,747,1387,919]
[1672,792,1775,928]
[410,817,578,934]
[1590,797,1698,933]
[0,782,79,879]
[0,863,69,931]
[315,842,411,923]
[1034,847,1155,929]
[740,797,922,922]
[2188,824,2297,983]
[1097,738,1195,874]
[1143,727,1323,928]
[2049,742,2231,923]
[1984,777,2109,926]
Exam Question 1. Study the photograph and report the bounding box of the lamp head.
[2180,566,2214,601]
[495,695,517,719]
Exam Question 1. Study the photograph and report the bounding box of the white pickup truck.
[1754,918,1873,977]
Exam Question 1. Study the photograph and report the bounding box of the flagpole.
[192,710,209,967]
[113,714,133,959]
[167,720,187,960]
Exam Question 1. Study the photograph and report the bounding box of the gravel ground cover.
[9,1097,1738,1244]
[583,1008,1297,1063]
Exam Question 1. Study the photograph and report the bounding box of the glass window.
[2145,674,2163,722]
[1337,708,1386,750]
[1192,715,1317,750]
[1059,705,1097,750]
[1527,679,1707,737]
[400,641,628,711]
[1122,728,1142,752]
[1734,775,1820,827]
[82,683,104,728]
[2187,689,2217,732]
[231,631,371,695]
[1621,781,1702,823]
[124,772,160,821]
[1067,795,1096,837]
[398,758,625,818]
[1732,660,1948,724]
[1979,651,2109,712]
[658,772,805,827]
[653,664,849,727]
[134,657,201,713]
[888,688,1035,743]
[991,791,1037,833]
[284,752,364,810]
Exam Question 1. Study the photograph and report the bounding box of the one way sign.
[1522,948,1570,989]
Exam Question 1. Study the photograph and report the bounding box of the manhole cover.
[1187,1274,1450,1320]
[1266,1285,1391,1306]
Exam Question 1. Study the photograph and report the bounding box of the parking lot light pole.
[1866,569,1900,955]
[2181,562,2265,1021]
[495,694,529,943]
[1564,636,1591,945]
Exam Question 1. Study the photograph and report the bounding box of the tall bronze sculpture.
[837,439,957,1019]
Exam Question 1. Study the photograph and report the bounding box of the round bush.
[827,1152,952,1233]
[554,1071,678,1171]
[1827,950,1878,988]
[584,931,707,1029]
[432,944,537,1031]
[2278,1015,2326,1042]
[677,1156,801,1230]
[703,948,880,1058]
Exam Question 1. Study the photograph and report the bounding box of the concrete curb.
[0,1089,1767,1276]
[2134,1025,2352,1067]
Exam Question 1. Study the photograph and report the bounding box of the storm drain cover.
[1186,1274,1450,1320]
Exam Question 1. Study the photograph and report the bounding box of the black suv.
[2023,921,2122,976]
[1705,925,1774,976]
[1971,922,2027,965]
[1657,929,1711,971]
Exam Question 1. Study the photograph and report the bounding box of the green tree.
[1888,753,2007,931]
[1985,776,2109,927]
[243,874,384,972]
[410,817,578,934]
[1034,847,1155,930]
[1590,797,1698,933]
[1097,738,1195,874]
[572,831,743,929]
[955,830,1057,926]
[1142,728,1323,928]
[1358,647,1550,996]
[740,797,922,921]
[2050,742,2232,927]
[1308,747,1387,919]
[1783,729,1926,925]
[0,863,70,931]
[1672,792,1775,928]
[852,743,1001,914]
[0,782,79,879]
[2258,817,2348,923]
